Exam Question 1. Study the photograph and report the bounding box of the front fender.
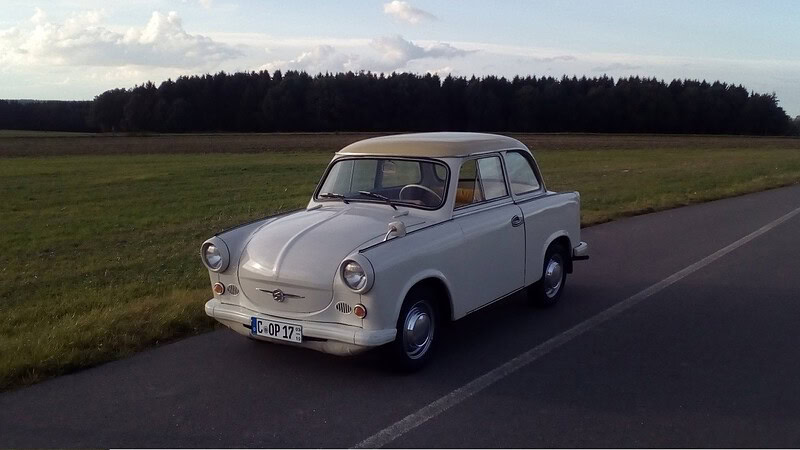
[392,269,454,322]
[359,220,464,329]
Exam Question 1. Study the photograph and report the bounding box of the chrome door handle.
[511,215,524,227]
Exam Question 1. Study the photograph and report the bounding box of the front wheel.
[386,294,437,371]
[529,243,568,307]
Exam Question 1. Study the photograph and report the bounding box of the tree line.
[2,71,798,135]
[0,100,92,132]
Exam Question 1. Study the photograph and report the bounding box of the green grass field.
[2,133,800,390]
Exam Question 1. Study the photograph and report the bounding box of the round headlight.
[204,243,222,271]
[201,238,230,272]
[342,261,367,291]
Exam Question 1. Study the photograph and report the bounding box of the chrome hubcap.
[402,302,434,359]
[544,255,563,299]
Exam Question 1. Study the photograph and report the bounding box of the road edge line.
[353,205,800,449]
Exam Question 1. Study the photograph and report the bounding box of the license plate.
[250,317,302,343]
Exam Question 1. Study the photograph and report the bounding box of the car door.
[502,150,550,286]
[452,154,525,314]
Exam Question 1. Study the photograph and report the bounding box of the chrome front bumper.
[205,298,397,355]
[573,241,589,260]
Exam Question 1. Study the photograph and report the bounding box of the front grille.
[335,302,352,314]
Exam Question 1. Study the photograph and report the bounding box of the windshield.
[316,158,449,209]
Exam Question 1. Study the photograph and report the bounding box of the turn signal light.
[213,282,225,295]
[353,303,367,319]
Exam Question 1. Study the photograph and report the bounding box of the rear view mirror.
[384,220,407,241]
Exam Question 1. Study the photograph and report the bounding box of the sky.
[1,0,799,116]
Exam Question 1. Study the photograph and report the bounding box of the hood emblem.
[257,288,305,302]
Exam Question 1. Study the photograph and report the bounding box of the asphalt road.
[2,184,800,448]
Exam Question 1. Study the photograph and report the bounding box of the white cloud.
[260,35,470,74]
[532,55,576,63]
[367,35,470,71]
[427,66,453,77]
[383,1,436,24]
[30,7,47,25]
[0,8,240,69]
[260,45,358,73]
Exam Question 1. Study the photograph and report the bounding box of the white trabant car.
[202,132,588,369]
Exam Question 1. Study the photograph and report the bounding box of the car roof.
[336,132,529,158]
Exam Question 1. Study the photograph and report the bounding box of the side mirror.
[383,221,407,241]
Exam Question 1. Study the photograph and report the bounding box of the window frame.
[313,156,451,211]
[453,153,512,211]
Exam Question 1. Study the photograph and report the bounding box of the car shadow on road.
[230,283,599,386]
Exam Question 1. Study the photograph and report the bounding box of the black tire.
[529,243,568,307]
[386,290,438,372]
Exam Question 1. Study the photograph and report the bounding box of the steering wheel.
[399,184,442,203]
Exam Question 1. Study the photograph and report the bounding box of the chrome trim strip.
[514,191,561,205]
[358,219,454,253]
[256,288,305,298]
[463,285,527,316]
[452,198,516,219]
[336,146,532,159]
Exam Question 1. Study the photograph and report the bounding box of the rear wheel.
[529,243,568,307]
[386,291,437,371]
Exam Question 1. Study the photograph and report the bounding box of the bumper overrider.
[205,298,397,356]
[572,241,589,261]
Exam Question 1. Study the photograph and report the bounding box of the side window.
[504,151,540,195]
[477,156,508,200]
[454,156,508,208]
[455,159,484,207]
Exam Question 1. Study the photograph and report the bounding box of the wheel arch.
[543,232,573,273]
[398,273,454,323]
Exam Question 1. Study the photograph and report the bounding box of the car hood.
[236,205,426,313]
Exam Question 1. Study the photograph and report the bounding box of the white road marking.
[353,205,800,449]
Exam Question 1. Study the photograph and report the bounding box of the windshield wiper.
[358,191,397,210]
[319,192,350,204]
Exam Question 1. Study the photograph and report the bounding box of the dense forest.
[0,100,92,132]
[2,71,799,135]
